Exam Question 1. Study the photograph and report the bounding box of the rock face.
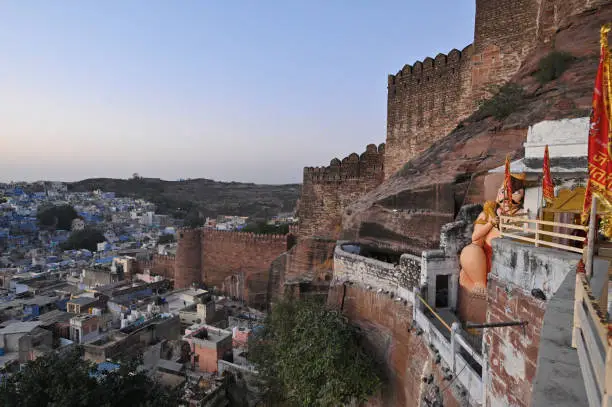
[343,3,612,254]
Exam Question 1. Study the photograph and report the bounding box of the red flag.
[542,145,555,204]
[504,154,512,206]
[582,24,612,225]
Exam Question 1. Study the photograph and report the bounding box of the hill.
[68,177,301,220]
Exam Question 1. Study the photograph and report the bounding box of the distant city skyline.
[0,1,475,184]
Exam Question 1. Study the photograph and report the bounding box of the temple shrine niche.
[458,174,525,323]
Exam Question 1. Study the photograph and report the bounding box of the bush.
[474,83,525,121]
[533,51,575,85]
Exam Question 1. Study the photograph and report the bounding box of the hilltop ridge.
[68,177,300,220]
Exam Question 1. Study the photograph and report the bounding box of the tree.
[242,222,289,235]
[183,209,204,228]
[0,347,182,407]
[62,228,105,251]
[249,299,381,406]
[37,204,78,230]
[158,234,175,244]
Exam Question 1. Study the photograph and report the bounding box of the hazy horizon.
[0,1,475,184]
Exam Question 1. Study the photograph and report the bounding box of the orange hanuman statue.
[459,175,525,296]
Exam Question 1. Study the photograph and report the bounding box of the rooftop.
[184,325,231,344]
[37,309,75,325]
[0,321,42,335]
[68,296,99,306]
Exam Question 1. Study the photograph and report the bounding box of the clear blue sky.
[0,1,475,184]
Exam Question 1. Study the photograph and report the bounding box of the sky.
[0,1,475,184]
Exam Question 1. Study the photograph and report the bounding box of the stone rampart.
[201,229,290,308]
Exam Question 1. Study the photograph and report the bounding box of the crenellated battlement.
[288,224,299,235]
[303,143,385,184]
[202,229,289,244]
[384,0,598,179]
[387,45,474,87]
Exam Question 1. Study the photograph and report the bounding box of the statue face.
[496,186,524,215]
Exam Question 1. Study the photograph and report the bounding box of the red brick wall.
[485,275,545,407]
[201,230,289,306]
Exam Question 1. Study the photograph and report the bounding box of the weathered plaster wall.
[490,238,581,300]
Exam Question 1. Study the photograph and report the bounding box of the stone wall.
[175,228,202,289]
[484,238,581,406]
[333,243,419,297]
[282,238,336,283]
[135,254,176,280]
[383,0,598,179]
[201,230,290,308]
[300,144,385,240]
[386,46,474,178]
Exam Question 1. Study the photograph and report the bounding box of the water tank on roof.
[120,319,128,329]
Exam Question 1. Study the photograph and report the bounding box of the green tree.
[37,204,78,230]
[62,228,105,251]
[249,299,381,406]
[0,347,182,407]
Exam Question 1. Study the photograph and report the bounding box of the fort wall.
[134,254,176,280]
[201,230,291,308]
[299,143,385,240]
[383,0,598,179]
[385,47,474,178]
[275,144,386,292]
[174,229,203,289]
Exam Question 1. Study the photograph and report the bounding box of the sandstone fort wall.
[383,0,600,179]
[201,229,290,307]
[385,46,474,178]
[299,143,384,240]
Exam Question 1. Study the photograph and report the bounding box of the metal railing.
[499,215,589,254]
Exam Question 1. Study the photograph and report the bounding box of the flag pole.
[538,173,543,220]
[585,196,597,277]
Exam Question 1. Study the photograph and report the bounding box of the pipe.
[466,320,528,329]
